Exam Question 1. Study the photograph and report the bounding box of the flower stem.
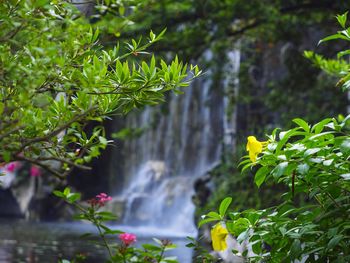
[73,203,113,259]
[95,222,113,259]
[157,246,166,263]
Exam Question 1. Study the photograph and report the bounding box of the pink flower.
[119,233,137,246]
[30,165,41,177]
[96,193,112,206]
[87,193,112,207]
[5,162,21,172]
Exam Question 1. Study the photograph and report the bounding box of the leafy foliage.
[305,12,350,91]
[200,13,350,262]
[0,1,199,179]
[54,188,178,263]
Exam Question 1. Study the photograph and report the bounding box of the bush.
[0,0,199,180]
[200,12,350,263]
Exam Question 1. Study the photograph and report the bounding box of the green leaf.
[53,190,65,198]
[241,162,253,173]
[3,152,11,163]
[340,139,350,155]
[162,256,179,263]
[340,173,350,180]
[251,238,262,255]
[337,49,350,59]
[198,217,219,228]
[297,163,309,175]
[227,218,250,236]
[153,237,163,245]
[311,118,332,134]
[96,211,118,221]
[242,210,261,225]
[237,228,250,243]
[272,162,288,179]
[254,166,269,187]
[67,193,81,203]
[293,118,310,132]
[98,136,108,146]
[323,159,333,166]
[304,148,320,157]
[63,187,71,196]
[118,6,125,16]
[0,102,4,115]
[73,214,88,220]
[149,30,155,41]
[336,12,348,28]
[275,128,305,153]
[142,244,162,251]
[290,239,301,259]
[308,131,335,140]
[185,243,195,248]
[206,211,221,219]
[327,235,343,250]
[318,33,349,45]
[219,197,232,217]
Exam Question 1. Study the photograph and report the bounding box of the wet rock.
[0,189,23,218]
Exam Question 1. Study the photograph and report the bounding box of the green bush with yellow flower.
[199,12,350,262]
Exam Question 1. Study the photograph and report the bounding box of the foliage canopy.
[0,0,199,180]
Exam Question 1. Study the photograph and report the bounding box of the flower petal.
[211,224,228,251]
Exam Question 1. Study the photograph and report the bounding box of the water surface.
[0,220,193,263]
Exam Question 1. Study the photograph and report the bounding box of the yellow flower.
[211,224,228,251]
[246,136,267,162]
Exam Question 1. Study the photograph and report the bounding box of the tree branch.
[15,155,65,180]
[17,107,97,153]
[0,24,25,42]
[36,156,92,171]
[0,125,23,142]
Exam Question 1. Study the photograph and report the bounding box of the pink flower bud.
[96,193,112,206]
[88,193,112,207]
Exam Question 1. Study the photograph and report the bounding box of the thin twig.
[0,125,24,142]
[157,245,166,263]
[95,222,113,259]
[17,107,97,153]
[0,24,24,42]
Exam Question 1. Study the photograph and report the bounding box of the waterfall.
[117,50,241,235]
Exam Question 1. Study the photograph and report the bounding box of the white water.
[118,50,241,238]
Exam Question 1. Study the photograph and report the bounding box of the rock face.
[0,164,37,219]
[0,163,73,221]
[0,189,23,218]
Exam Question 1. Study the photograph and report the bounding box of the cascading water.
[117,50,241,237]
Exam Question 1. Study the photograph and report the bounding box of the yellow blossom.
[211,224,228,251]
[246,136,267,162]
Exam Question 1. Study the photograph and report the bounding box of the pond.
[0,220,193,263]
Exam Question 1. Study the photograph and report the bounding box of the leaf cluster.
[0,0,199,179]
[54,188,178,263]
